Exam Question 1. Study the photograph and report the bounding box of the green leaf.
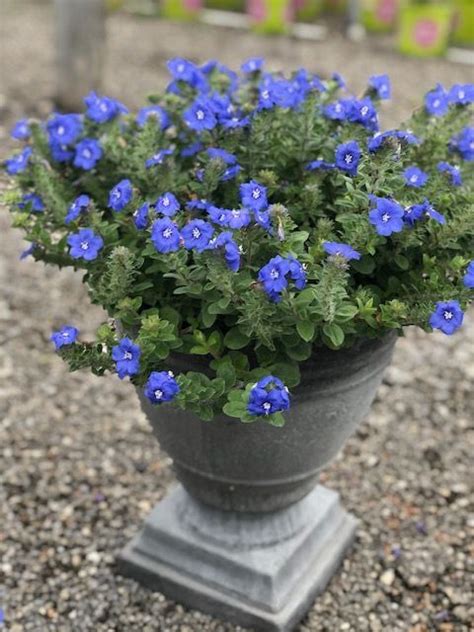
[269,361,301,388]
[335,303,358,322]
[189,345,209,355]
[223,401,247,418]
[224,327,250,350]
[322,323,345,348]
[296,320,315,342]
[268,412,286,427]
[352,256,376,275]
[394,254,410,270]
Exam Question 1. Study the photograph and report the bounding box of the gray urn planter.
[119,333,397,631]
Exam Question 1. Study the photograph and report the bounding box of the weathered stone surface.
[119,485,357,631]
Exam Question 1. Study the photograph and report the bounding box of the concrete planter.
[119,333,397,631]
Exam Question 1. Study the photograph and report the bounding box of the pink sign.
[413,19,439,47]
[376,0,397,24]
[247,0,266,21]
[183,0,202,10]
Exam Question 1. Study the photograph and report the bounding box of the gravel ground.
[1,2,473,631]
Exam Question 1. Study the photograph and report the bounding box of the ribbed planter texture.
[119,333,397,631]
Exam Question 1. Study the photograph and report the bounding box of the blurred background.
[0,1,473,631]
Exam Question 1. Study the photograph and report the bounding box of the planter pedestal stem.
[119,484,357,631]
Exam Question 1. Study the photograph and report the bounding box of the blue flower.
[437,162,462,186]
[67,228,104,261]
[368,197,404,236]
[144,370,180,404]
[335,141,361,176]
[49,142,74,163]
[423,201,445,225]
[112,337,141,379]
[18,193,44,213]
[368,129,419,152]
[11,118,30,140]
[226,208,251,230]
[323,100,348,121]
[51,325,79,350]
[206,147,240,180]
[429,300,464,335]
[403,166,428,188]
[369,74,391,100]
[331,72,346,88]
[404,199,445,226]
[287,257,307,290]
[167,58,204,88]
[451,127,474,161]
[20,243,37,260]
[241,57,264,73]
[183,99,217,132]
[213,231,241,272]
[84,91,128,123]
[206,205,230,226]
[181,219,214,252]
[463,261,474,288]
[425,85,449,116]
[46,113,82,145]
[448,83,474,105]
[65,194,91,224]
[258,255,291,302]
[73,138,102,170]
[305,159,334,171]
[240,180,268,213]
[108,179,133,212]
[4,147,32,174]
[346,98,379,131]
[151,217,181,253]
[247,375,290,416]
[136,105,170,130]
[181,142,204,158]
[133,202,151,229]
[323,241,361,261]
[155,192,180,217]
[145,148,173,169]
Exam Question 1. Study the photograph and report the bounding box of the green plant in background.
[3,59,474,425]
[397,0,454,57]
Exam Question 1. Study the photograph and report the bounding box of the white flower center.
[433,99,440,108]
[177,63,185,73]
[80,241,89,250]
[410,175,418,182]
[123,351,132,360]
[382,213,391,223]
[361,106,369,116]
[62,332,70,338]
[262,90,270,99]
[270,268,279,279]
[100,103,108,112]
[82,149,92,159]
[252,189,261,199]
[344,154,353,164]
[263,402,271,414]
[443,310,453,320]
[458,90,465,99]
[163,227,173,238]
[192,228,201,239]
[154,389,163,400]
[162,197,170,206]
[196,110,205,121]
[57,125,65,135]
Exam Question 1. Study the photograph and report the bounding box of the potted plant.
[246,0,293,34]
[452,0,474,47]
[3,60,473,630]
[397,0,454,57]
[362,0,401,32]
[161,0,202,20]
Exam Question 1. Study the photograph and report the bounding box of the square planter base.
[118,484,357,631]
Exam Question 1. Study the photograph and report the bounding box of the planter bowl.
[139,333,397,512]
